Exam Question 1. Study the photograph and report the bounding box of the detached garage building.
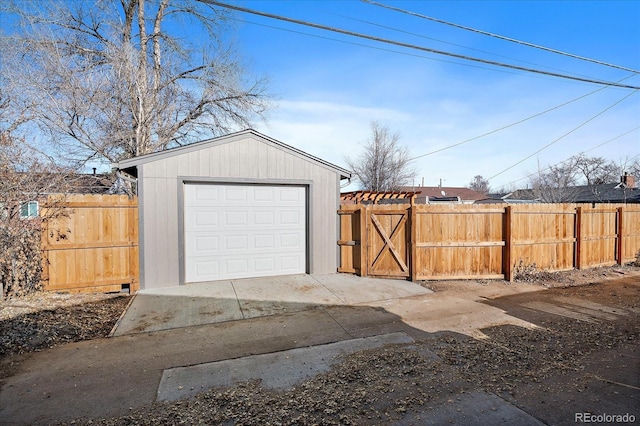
[116,129,351,290]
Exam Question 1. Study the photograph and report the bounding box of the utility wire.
[408,77,635,161]
[230,15,637,164]
[330,12,603,82]
[487,90,639,181]
[493,127,640,189]
[363,0,640,75]
[230,16,535,77]
[198,0,640,90]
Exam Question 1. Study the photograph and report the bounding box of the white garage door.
[184,183,307,282]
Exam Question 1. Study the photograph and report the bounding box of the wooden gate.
[41,194,139,293]
[366,208,410,278]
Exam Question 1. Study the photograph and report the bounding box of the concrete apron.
[113,273,540,339]
[112,274,433,336]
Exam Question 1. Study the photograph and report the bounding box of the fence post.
[359,205,368,277]
[575,206,582,270]
[410,205,417,281]
[40,200,50,292]
[503,206,513,281]
[617,206,624,265]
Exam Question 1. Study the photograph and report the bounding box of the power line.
[330,12,605,82]
[232,15,617,86]
[408,78,634,161]
[493,127,640,189]
[229,17,537,78]
[198,0,640,90]
[487,90,639,181]
[363,0,640,75]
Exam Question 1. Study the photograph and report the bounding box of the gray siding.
[137,134,342,289]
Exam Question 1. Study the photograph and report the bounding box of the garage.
[184,183,307,282]
[115,129,350,290]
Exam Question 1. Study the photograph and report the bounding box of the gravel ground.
[1,266,638,425]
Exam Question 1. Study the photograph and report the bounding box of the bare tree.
[528,154,628,202]
[573,154,620,185]
[620,157,640,185]
[529,161,580,202]
[0,128,76,297]
[1,0,269,166]
[467,175,491,194]
[345,122,415,192]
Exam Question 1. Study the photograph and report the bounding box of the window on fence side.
[20,201,39,219]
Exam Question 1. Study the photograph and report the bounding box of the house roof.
[2,172,114,195]
[66,173,115,194]
[115,129,351,179]
[398,186,488,201]
[491,182,640,203]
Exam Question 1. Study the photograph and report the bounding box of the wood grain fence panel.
[622,208,640,263]
[41,194,139,293]
[413,205,504,280]
[510,205,575,271]
[579,208,618,268]
[338,202,638,282]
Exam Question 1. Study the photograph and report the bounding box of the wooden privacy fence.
[41,194,139,293]
[338,203,640,281]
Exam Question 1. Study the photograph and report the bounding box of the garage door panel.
[194,259,220,277]
[225,235,248,251]
[189,185,219,204]
[185,208,220,228]
[280,232,303,248]
[184,184,306,282]
[253,187,275,202]
[253,211,275,225]
[225,211,248,226]
[254,234,275,249]
[188,252,304,280]
[280,210,302,225]
[192,235,220,252]
[189,231,304,255]
[280,254,303,270]
[279,187,303,202]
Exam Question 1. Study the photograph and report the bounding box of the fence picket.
[41,194,139,293]
[338,203,640,281]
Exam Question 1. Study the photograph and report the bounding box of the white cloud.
[256,99,413,167]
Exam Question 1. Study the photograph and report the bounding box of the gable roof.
[2,171,114,195]
[492,182,640,203]
[115,129,351,179]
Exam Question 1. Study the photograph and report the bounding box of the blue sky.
[218,0,640,190]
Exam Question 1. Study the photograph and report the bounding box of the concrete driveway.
[5,272,612,425]
[112,274,432,336]
[113,273,541,339]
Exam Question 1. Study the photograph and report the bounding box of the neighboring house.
[478,190,541,204]
[398,186,488,204]
[64,172,115,194]
[115,129,351,290]
[483,174,639,204]
[0,171,115,219]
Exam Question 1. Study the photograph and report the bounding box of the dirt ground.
[1,265,638,425]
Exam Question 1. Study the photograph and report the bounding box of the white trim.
[116,129,351,179]
[19,201,39,219]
